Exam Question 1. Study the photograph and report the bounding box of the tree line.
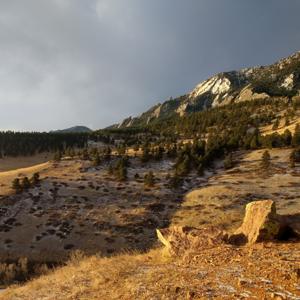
[0,132,88,157]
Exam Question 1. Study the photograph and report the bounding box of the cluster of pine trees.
[12,173,40,194]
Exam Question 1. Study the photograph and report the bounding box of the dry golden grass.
[171,148,300,231]
[0,162,51,196]
[2,240,300,300]
[261,115,300,136]
[0,249,172,300]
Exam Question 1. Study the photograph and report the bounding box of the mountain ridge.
[116,51,300,128]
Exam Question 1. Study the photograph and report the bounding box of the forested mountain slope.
[116,51,300,128]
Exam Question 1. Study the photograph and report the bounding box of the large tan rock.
[157,201,299,254]
[230,200,281,244]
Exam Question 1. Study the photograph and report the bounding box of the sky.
[0,0,300,131]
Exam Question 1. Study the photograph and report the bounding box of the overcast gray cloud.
[0,0,300,131]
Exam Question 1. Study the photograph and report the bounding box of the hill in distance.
[54,126,92,133]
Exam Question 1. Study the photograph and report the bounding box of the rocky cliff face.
[117,51,300,128]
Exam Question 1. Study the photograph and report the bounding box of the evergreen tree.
[261,150,271,171]
[21,177,31,190]
[292,124,300,147]
[30,172,40,185]
[282,129,292,146]
[289,150,296,168]
[12,178,22,194]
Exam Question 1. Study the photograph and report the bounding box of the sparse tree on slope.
[261,150,271,171]
[289,150,296,168]
[12,178,22,194]
[21,177,31,190]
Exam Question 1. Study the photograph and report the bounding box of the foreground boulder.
[157,201,299,253]
[229,200,282,244]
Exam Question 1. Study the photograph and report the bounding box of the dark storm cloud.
[0,0,299,131]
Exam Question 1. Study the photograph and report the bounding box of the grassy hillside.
[2,241,300,300]
[1,147,300,299]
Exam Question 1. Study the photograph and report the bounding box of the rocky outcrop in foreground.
[157,200,299,255]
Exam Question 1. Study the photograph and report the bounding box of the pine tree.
[289,150,296,168]
[21,177,31,190]
[12,178,22,194]
[30,172,40,185]
[261,150,271,171]
[292,124,300,147]
[282,129,292,146]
